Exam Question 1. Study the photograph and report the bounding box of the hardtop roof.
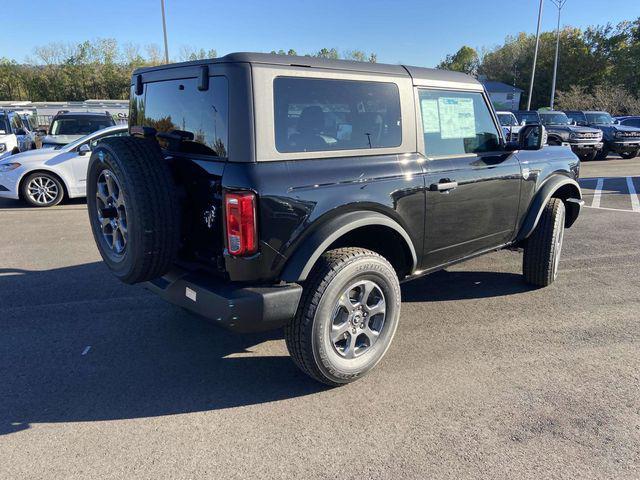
[133,52,481,89]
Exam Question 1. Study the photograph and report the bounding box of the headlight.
[569,133,576,139]
[615,131,624,138]
[0,162,21,172]
[0,143,6,152]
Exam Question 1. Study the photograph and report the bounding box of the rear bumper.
[145,268,303,333]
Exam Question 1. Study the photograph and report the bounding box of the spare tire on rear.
[87,136,180,284]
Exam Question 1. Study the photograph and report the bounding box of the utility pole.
[550,0,567,109]
[160,0,170,64]
[526,0,544,110]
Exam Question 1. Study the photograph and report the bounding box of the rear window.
[50,116,114,136]
[132,77,228,157]
[274,77,402,153]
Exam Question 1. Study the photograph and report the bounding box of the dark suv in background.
[539,111,603,161]
[565,110,640,159]
[85,53,583,385]
[42,111,116,148]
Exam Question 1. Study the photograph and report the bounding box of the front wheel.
[595,148,609,160]
[21,172,64,207]
[619,149,639,160]
[522,198,566,287]
[285,248,401,386]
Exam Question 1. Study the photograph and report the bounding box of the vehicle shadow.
[0,262,533,436]
[0,262,324,436]
[401,269,534,302]
[0,197,86,210]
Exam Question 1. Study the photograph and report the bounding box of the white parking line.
[592,178,604,208]
[626,177,640,212]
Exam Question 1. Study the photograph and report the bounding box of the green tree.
[436,46,479,75]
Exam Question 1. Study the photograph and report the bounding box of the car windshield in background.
[586,112,614,125]
[518,113,539,124]
[497,114,517,126]
[0,114,8,132]
[540,113,571,125]
[50,117,113,135]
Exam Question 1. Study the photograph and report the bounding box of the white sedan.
[0,125,127,207]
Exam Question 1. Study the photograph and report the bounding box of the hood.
[42,134,83,146]
[545,125,601,134]
[2,147,60,165]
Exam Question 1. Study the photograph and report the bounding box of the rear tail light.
[225,191,257,256]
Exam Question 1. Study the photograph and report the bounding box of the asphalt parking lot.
[1,157,639,479]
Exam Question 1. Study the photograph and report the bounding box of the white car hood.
[5,147,61,165]
[42,134,83,146]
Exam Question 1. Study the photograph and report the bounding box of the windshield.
[540,113,571,126]
[50,117,113,136]
[517,113,539,124]
[497,113,517,126]
[585,112,614,125]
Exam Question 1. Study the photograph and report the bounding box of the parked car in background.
[496,111,522,142]
[0,110,34,159]
[564,110,640,160]
[0,125,127,207]
[538,111,603,161]
[615,116,640,128]
[512,110,540,125]
[41,111,116,148]
[13,110,40,150]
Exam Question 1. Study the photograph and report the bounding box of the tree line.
[0,42,377,102]
[436,17,640,114]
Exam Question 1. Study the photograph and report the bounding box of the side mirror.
[518,124,544,151]
[520,120,526,126]
[78,144,91,156]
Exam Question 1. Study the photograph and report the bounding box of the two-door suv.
[564,110,640,160]
[538,111,603,161]
[87,53,583,385]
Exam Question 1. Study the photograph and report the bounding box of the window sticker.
[421,98,440,133]
[438,97,476,139]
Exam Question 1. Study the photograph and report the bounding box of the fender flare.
[280,210,418,282]
[515,176,582,242]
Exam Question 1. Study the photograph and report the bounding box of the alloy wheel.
[95,169,128,255]
[27,176,59,206]
[330,279,387,359]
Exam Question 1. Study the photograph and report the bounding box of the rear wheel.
[619,149,639,160]
[21,172,64,207]
[285,248,401,386]
[522,198,566,287]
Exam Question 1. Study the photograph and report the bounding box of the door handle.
[431,181,458,192]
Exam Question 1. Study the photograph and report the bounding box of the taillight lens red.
[225,192,257,256]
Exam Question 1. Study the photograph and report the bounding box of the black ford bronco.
[87,53,583,385]
[539,111,604,162]
[564,110,640,160]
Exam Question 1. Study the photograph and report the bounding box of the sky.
[2,0,639,67]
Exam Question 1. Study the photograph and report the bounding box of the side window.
[134,76,228,157]
[274,77,402,153]
[418,89,500,157]
[89,131,127,149]
[10,114,24,132]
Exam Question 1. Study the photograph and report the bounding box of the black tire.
[577,150,597,162]
[523,198,566,287]
[87,136,180,284]
[619,149,639,160]
[285,247,401,386]
[21,172,64,207]
[595,148,609,160]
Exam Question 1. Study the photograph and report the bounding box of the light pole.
[526,0,544,110]
[550,0,567,109]
[160,0,169,64]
